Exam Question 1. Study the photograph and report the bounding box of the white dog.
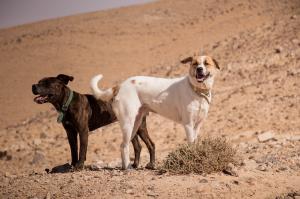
[90,54,220,169]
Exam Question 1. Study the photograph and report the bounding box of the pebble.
[242,159,257,170]
[199,179,208,183]
[292,39,299,45]
[126,189,134,194]
[256,164,267,171]
[33,139,41,146]
[274,46,283,53]
[257,131,275,142]
[223,163,239,177]
[90,160,106,170]
[147,192,159,197]
[287,135,300,141]
[291,15,297,19]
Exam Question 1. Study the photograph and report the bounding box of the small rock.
[257,131,275,142]
[291,15,297,19]
[287,135,300,141]
[256,164,267,171]
[242,159,257,169]
[90,160,106,170]
[277,166,288,171]
[232,180,239,185]
[292,39,299,45]
[112,170,122,176]
[223,163,239,177]
[33,139,42,146]
[199,179,208,183]
[126,189,134,195]
[274,46,283,53]
[4,172,11,178]
[147,191,159,197]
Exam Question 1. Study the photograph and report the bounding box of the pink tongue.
[34,96,47,103]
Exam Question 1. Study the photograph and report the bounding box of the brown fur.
[32,74,155,170]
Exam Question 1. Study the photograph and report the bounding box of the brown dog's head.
[181,54,220,89]
[32,74,74,104]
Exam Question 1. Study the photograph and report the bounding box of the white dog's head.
[181,54,220,90]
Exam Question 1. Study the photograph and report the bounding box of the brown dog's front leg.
[76,127,88,170]
[63,123,78,166]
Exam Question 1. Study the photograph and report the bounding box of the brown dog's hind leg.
[131,135,142,168]
[63,123,78,166]
[76,126,89,170]
[137,116,155,169]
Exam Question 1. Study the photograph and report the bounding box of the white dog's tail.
[90,74,114,101]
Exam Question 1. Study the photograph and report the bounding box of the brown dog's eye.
[204,60,209,65]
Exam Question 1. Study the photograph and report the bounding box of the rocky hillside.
[0,0,299,198]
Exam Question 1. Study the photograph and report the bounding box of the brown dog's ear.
[56,74,74,85]
[212,59,220,70]
[180,56,193,64]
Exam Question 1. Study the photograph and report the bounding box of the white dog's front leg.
[184,124,196,144]
[193,121,202,141]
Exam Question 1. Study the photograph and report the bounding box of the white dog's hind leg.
[120,121,134,169]
[114,98,142,169]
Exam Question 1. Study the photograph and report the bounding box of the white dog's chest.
[187,100,209,120]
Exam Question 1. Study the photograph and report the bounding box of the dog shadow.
[46,163,73,174]
[46,164,155,174]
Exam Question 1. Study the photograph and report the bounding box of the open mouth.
[34,94,52,104]
[196,72,210,82]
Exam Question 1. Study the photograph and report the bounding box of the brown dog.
[32,74,155,170]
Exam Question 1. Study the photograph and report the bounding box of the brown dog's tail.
[90,74,114,102]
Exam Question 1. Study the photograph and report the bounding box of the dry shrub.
[162,137,237,174]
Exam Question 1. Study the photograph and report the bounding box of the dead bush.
[162,137,237,174]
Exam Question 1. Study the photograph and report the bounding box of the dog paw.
[145,162,155,170]
[131,163,139,169]
[74,162,84,170]
[121,164,134,170]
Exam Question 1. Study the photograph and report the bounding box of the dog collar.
[57,90,74,123]
[189,81,211,104]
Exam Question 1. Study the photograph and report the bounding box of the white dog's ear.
[180,56,193,64]
[212,59,220,70]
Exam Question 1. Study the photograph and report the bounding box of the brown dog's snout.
[32,84,38,95]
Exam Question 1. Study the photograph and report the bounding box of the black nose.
[196,67,203,73]
[32,84,37,94]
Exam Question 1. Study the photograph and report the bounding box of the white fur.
[90,74,114,102]
[91,55,218,169]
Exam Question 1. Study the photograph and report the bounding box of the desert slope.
[0,0,298,128]
[0,0,300,198]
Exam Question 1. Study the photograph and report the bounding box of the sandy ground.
[0,0,300,198]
